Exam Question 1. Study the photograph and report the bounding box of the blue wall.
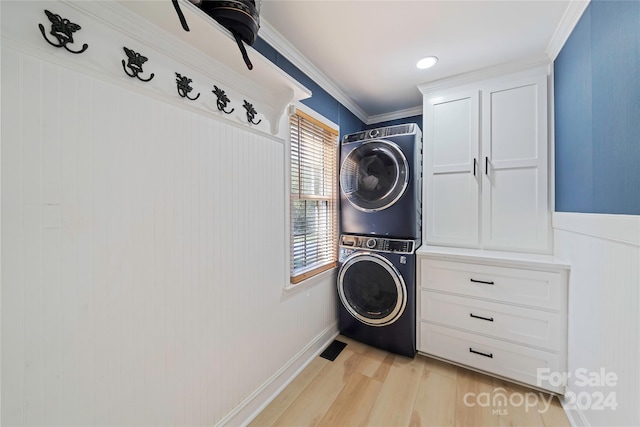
[554,0,640,215]
[253,38,366,136]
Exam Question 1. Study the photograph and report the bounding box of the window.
[289,107,339,284]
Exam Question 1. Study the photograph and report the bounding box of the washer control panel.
[342,123,416,144]
[339,234,416,254]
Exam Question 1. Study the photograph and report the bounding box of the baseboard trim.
[559,392,591,427]
[217,323,339,426]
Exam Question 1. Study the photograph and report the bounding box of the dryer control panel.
[339,234,416,254]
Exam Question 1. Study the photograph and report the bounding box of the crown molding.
[418,56,552,95]
[546,0,591,60]
[368,106,424,125]
[259,18,369,124]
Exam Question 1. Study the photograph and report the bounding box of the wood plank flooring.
[249,336,570,427]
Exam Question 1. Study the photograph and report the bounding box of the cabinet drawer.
[420,291,562,351]
[420,259,563,310]
[419,323,562,393]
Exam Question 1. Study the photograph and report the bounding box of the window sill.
[284,266,338,293]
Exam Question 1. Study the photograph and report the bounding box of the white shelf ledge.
[1,0,311,136]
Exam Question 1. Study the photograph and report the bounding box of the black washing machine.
[337,234,418,357]
[340,123,422,239]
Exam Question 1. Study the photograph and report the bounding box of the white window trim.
[283,102,339,291]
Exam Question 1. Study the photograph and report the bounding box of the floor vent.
[319,340,347,361]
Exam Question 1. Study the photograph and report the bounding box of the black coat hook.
[122,47,154,82]
[212,86,234,114]
[243,100,262,125]
[38,10,88,54]
[175,73,200,100]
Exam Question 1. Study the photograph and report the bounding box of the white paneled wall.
[553,213,640,427]
[1,47,337,426]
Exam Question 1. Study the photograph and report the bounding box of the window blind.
[289,109,338,284]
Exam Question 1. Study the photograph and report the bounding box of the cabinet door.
[424,91,480,247]
[481,75,550,252]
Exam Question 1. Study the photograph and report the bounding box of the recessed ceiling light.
[416,56,438,70]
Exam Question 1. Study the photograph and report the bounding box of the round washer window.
[340,140,409,212]
[338,252,407,326]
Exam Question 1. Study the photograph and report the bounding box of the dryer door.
[340,140,409,211]
[338,252,407,326]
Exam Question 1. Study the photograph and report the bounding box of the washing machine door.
[338,252,407,326]
[340,140,409,212]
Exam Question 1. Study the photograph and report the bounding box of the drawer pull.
[469,348,493,358]
[470,313,494,322]
[470,278,494,285]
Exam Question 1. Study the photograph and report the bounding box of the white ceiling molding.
[546,0,591,60]
[368,106,424,125]
[260,19,370,125]
[418,57,552,95]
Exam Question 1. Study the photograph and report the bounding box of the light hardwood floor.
[249,335,571,427]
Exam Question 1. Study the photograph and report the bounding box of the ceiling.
[259,0,577,123]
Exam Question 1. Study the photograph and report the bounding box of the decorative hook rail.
[122,47,154,82]
[38,9,88,54]
[175,73,200,100]
[212,86,234,114]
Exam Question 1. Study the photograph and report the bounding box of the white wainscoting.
[1,46,338,426]
[553,212,640,427]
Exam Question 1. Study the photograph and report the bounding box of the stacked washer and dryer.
[337,123,422,358]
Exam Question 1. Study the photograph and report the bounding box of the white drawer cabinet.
[420,291,563,351]
[420,324,562,392]
[420,259,563,310]
[417,251,569,393]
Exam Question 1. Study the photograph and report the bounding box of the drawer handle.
[470,278,494,285]
[470,313,494,322]
[469,348,493,358]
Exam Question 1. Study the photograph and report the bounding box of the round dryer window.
[338,252,407,326]
[340,141,409,211]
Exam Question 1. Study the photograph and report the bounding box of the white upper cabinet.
[421,67,551,254]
